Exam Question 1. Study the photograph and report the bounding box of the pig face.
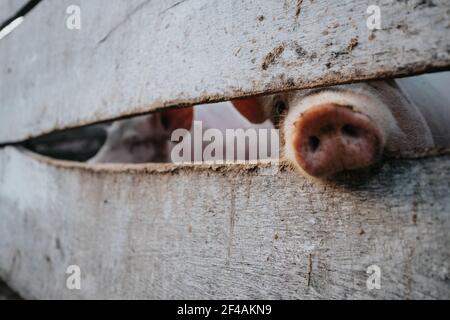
[232,80,436,178]
[89,107,193,163]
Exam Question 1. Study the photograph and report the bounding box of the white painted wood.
[0,0,28,25]
[1,0,449,143]
[0,146,449,299]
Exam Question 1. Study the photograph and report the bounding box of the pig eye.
[271,100,287,127]
[274,100,287,115]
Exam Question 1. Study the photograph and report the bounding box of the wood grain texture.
[1,0,449,143]
[0,0,28,25]
[0,146,449,299]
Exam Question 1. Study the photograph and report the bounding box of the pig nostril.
[341,124,360,138]
[308,136,320,152]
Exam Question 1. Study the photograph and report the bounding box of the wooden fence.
[0,0,449,299]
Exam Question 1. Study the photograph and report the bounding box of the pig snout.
[291,103,383,177]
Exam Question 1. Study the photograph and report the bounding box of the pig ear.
[159,106,194,131]
[231,97,269,124]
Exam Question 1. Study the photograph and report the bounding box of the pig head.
[89,107,193,163]
[233,78,447,178]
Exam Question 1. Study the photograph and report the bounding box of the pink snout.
[292,104,383,177]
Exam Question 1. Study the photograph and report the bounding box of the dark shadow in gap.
[0,278,22,300]
[0,0,42,33]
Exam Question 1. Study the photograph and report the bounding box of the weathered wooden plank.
[0,0,28,26]
[1,0,449,143]
[0,146,449,299]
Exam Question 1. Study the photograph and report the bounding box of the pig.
[233,74,450,178]
[89,101,274,163]
[90,73,449,180]
[88,107,193,163]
